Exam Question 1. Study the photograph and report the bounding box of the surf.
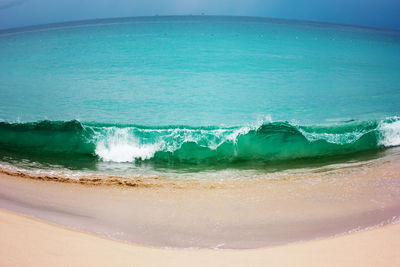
[0,117,398,166]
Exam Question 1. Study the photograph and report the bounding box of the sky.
[0,0,399,30]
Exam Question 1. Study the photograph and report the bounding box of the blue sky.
[0,0,399,30]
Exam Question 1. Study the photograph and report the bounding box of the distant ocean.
[0,16,399,180]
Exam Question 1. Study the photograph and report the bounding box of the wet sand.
[1,208,400,267]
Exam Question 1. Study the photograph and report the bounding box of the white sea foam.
[94,128,161,162]
[299,130,366,144]
[378,118,400,147]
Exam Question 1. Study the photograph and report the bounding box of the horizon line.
[1,14,399,35]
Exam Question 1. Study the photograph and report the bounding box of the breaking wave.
[0,117,399,164]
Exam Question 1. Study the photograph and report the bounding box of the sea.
[0,15,399,180]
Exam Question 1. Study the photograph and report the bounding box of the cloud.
[0,0,29,10]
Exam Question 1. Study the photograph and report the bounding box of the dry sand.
[1,208,400,267]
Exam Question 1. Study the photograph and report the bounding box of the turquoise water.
[0,16,400,176]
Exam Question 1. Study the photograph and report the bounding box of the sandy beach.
[1,151,400,249]
[0,208,399,266]
[1,150,400,265]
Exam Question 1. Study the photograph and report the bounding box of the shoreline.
[1,146,399,188]
[1,207,400,266]
[1,152,400,248]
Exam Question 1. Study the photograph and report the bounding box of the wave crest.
[0,117,399,164]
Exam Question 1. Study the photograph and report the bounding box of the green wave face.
[0,117,399,168]
[0,120,95,156]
